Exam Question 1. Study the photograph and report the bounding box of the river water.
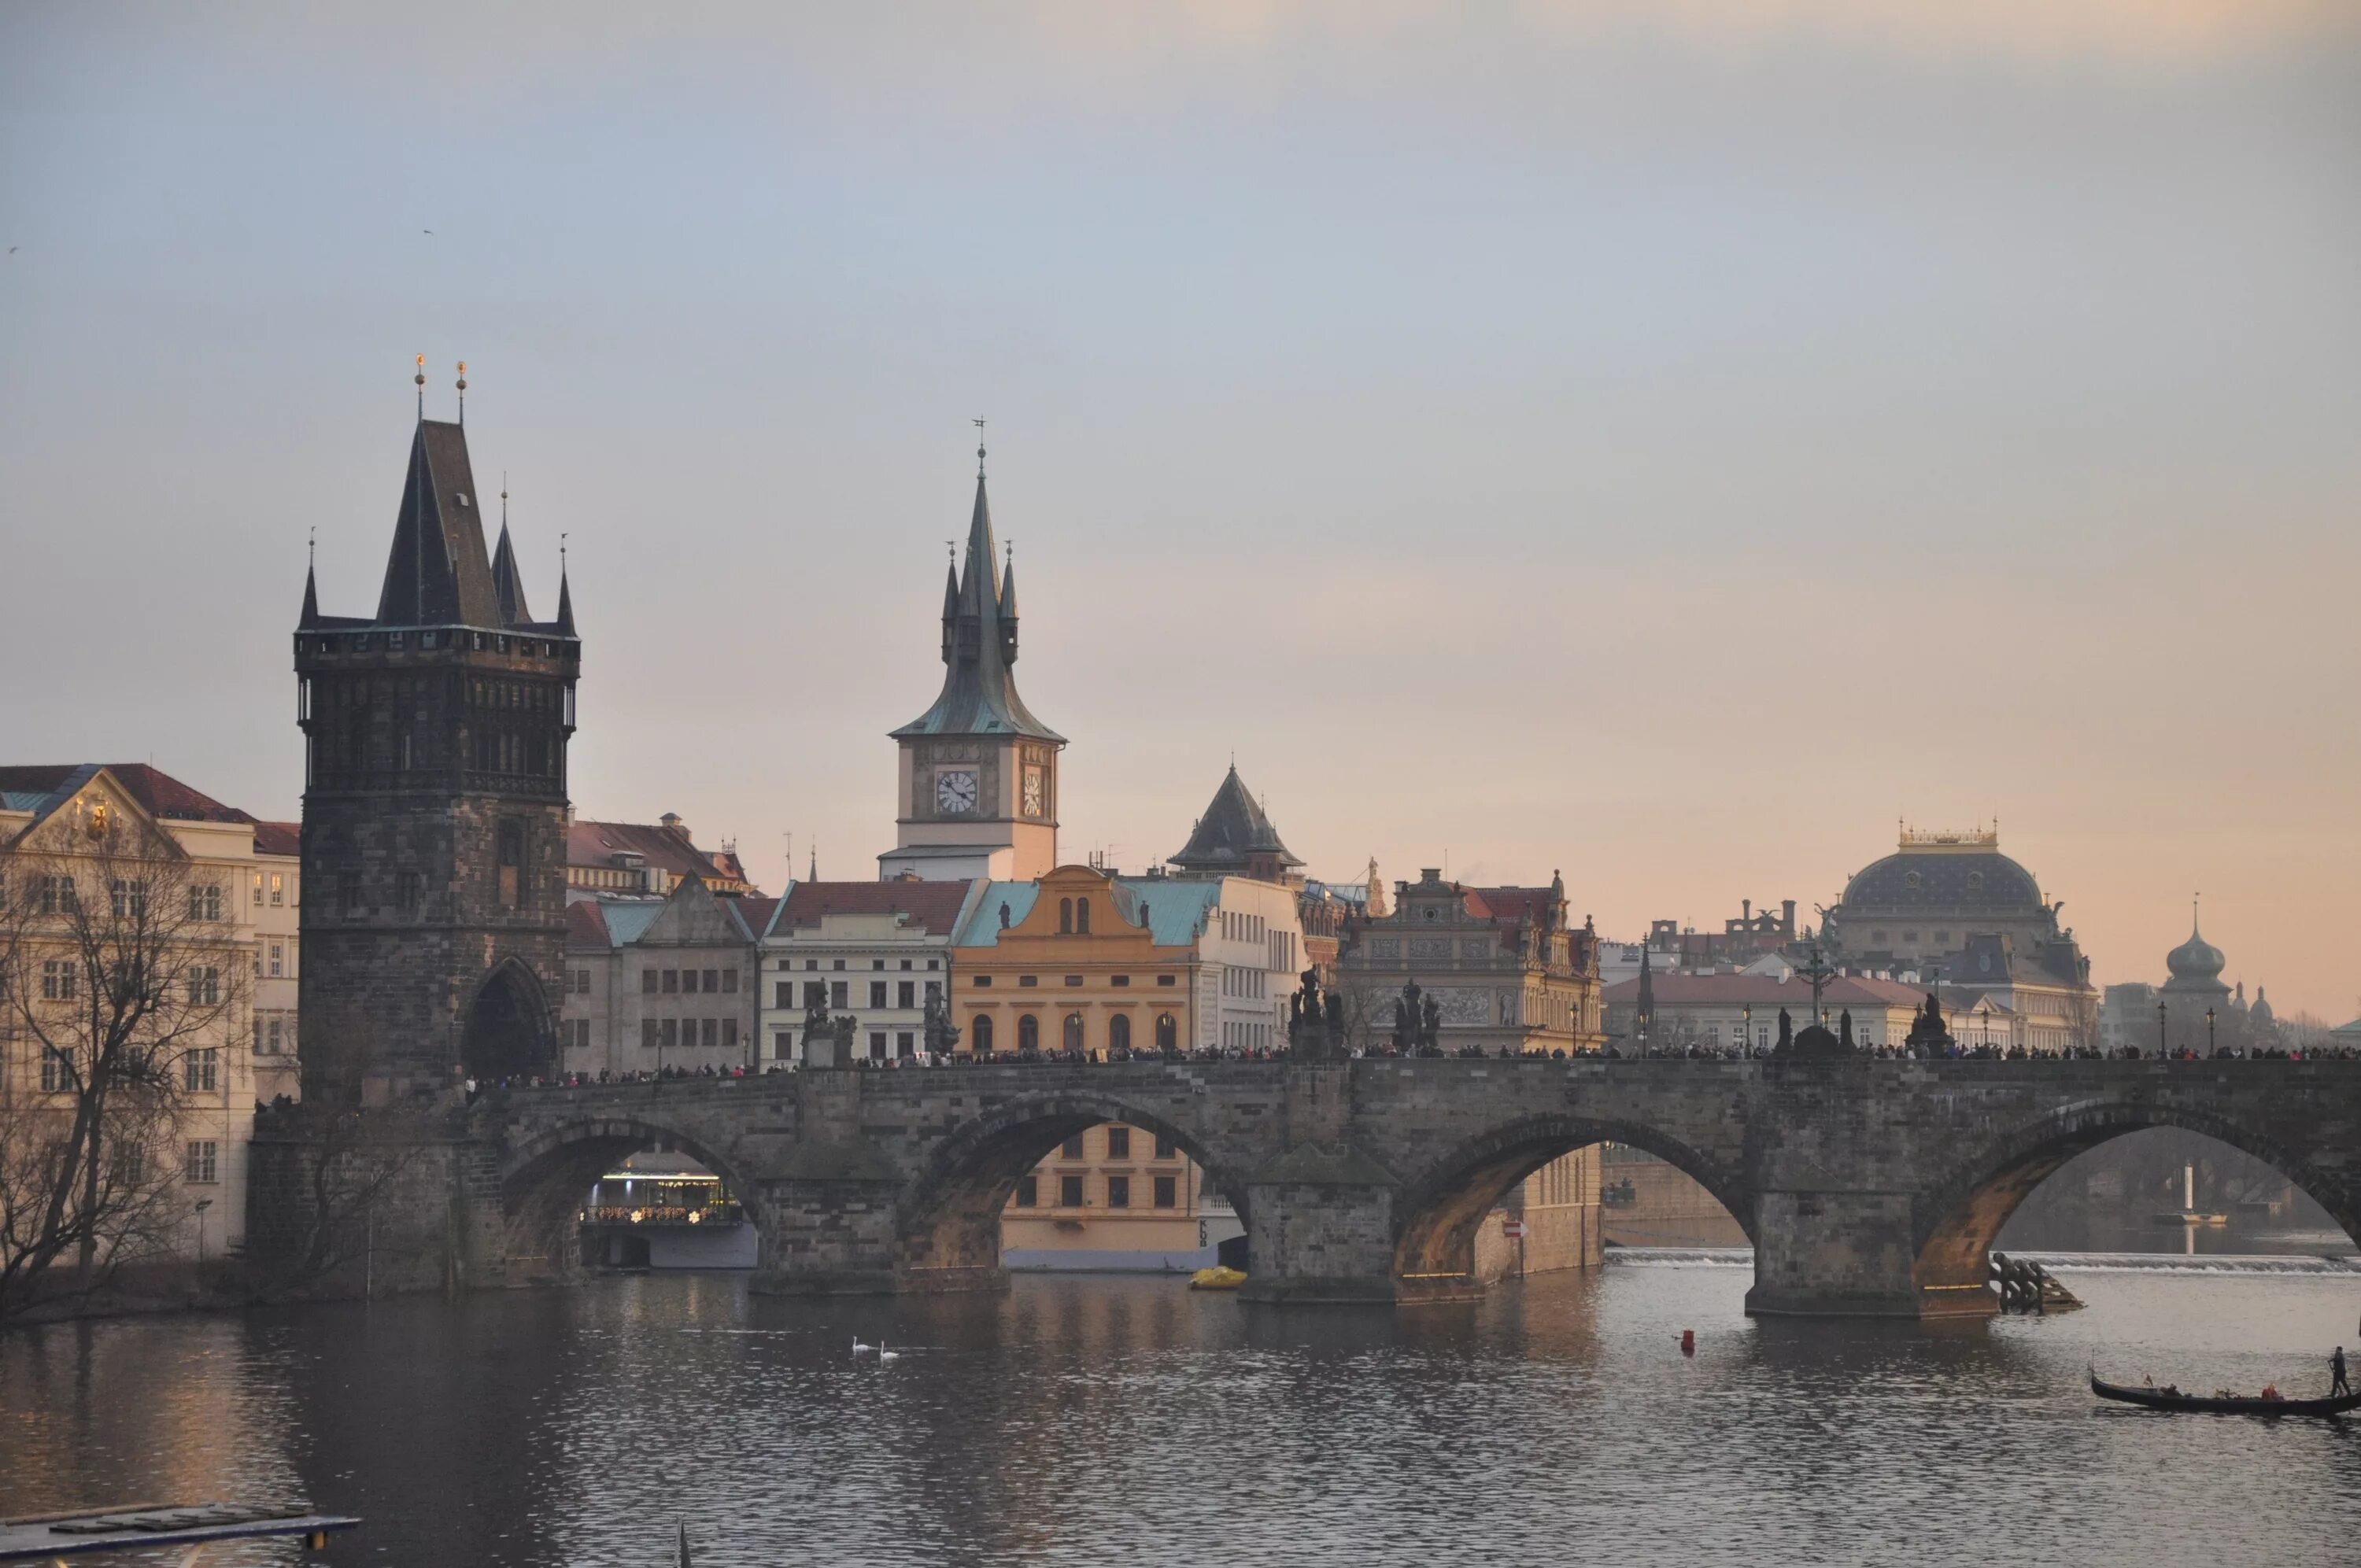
[6,1259,2361,1567]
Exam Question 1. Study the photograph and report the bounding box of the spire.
[1169,763,1302,875]
[554,555,575,636]
[1636,943,1655,1023]
[373,418,501,629]
[998,541,1019,622]
[299,530,321,629]
[490,518,532,625]
[808,844,818,881]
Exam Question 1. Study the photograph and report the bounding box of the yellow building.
[1000,1120,1236,1271]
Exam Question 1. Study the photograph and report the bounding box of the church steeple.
[893,460,1062,743]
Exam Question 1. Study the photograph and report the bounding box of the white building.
[753,879,979,1064]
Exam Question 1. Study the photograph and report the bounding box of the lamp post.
[1741,1003,1753,1057]
[1979,1004,1990,1051]
[2205,1007,2216,1056]
[2156,1000,2167,1057]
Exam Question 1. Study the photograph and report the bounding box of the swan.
[878,1343,902,1362]
[852,1337,877,1354]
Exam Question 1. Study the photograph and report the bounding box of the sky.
[2,3,2357,1018]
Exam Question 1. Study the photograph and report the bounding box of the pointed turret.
[490,521,534,625]
[554,561,576,636]
[374,419,502,628]
[298,561,321,629]
[1636,943,1656,1029]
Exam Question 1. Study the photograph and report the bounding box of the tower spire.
[414,352,425,419]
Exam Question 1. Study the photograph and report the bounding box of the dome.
[2165,921,2225,983]
[1837,849,2043,914]
[2251,986,2275,1027]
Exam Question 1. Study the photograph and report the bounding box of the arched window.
[1108,1013,1131,1053]
[1059,898,1073,933]
[971,1013,994,1055]
[1017,1014,1039,1053]
[1075,898,1091,935]
[1155,1013,1177,1051]
[497,821,524,909]
[1062,1013,1085,1053]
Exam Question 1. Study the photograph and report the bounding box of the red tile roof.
[565,900,613,948]
[567,818,755,890]
[771,880,974,936]
[0,763,256,825]
[252,821,301,857]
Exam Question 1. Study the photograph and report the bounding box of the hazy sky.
[3,4,2357,1017]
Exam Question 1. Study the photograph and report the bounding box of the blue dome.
[2165,921,2225,982]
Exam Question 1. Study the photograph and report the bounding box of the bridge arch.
[462,957,556,1083]
[1391,1112,1755,1284]
[896,1090,1255,1279]
[497,1111,761,1275]
[1912,1097,2360,1295]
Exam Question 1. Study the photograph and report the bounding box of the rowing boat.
[2090,1371,2361,1417]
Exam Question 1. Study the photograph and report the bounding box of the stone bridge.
[464,1058,2360,1318]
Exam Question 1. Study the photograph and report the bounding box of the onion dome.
[2164,918,2225,983]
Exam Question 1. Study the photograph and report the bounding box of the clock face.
[1022,766,1046,817]
[935,770,978,815]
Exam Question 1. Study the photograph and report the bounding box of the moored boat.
[2090,1371,2361,1418]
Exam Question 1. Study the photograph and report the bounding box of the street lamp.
[1741,1003,1753,1057]
[2205,1007,2216,1056]
[1979,1003,1990,1050]
[2156,1000,2167,1058]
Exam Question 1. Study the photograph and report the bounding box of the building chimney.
[1783,899,1797,934]
[1742,898,1752,924]
[660,812,685,836]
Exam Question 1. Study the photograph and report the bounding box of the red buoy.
[1680,1329,1696,1356]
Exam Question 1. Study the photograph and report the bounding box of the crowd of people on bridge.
[477,1035,2355,1095]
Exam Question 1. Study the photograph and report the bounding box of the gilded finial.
[456,359,467,425]
[973,416,986,475]
[414,352,426,415]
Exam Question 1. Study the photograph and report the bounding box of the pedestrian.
[2333,1345,2351,1398]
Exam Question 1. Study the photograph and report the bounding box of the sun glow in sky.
[2,4,2356,1015]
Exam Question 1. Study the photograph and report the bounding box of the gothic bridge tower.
[880,440,1065,881]
[294,386,579,1101]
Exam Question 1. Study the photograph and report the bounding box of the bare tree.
[0,804,246,1319]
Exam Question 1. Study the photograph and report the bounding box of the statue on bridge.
[1904,990,1955,1057]
[922,989,962,1059]
[804,993,860,1068]
[1289,965,1345,1064]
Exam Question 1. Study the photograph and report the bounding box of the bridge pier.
[1742,1189,1996,1319]
[1233,1146,1403,1305]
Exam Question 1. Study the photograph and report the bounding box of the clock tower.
[879,445,1065,881]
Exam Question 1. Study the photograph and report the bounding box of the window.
[1154,1175,1177,1209]
[1107,1175,1130,1209]
[1155,1013,1177,1051]
[1156,975,1177,987]
[868,1031,887,1061]
[776,981,792,1009]
[1075,898,1091,935]
[643,1019,660,1049]
[870,981,889,1009]
[41,875,76,913]
[1014,1176,1038,1208]
[896,1031,914,1057]
[1019,975,1039,988]
[1059,1175,1085,1208]
[830,981,848,1009]
[1106,1126,1130,1159]
[111,878,147,918]
[873,958,886,971]
[1062,1134,1084,1159]
[805,959,819,971]
[268,944,283,979]
[268,1016,285,1055]
[973,976,992,988]
[252,873,264,907]
[572,968,590,994]
[1109,1014,1131,1052]
[269,873,285,907]
[1063,975,1083,987]
[1062,1013,1084,1052]
[1017,1014,1039,1052]
[184,1141,219,1184]
[898,981,915,1009]
[926,959,939,971]
[702,969,719,993]
[40,1046,69,1093]
[183,1048,219,1092]
[1110,975,1130,987]
[722,968,739,994]
[662,969,679,994]
[397,872,421,912]
[188,884,222,921]
[700,1018,719,1048]
[774,1031,793,1060]
[187,966,220,1005]
[1059,898,1073,934]
[42,960,76,1000]
[496,823,523,909]
[832,959,846,972]
[645,969,660,994]
[972,1014,994,1053]
[660,1018,679,1049]
[1155,1134,1177,1160]
[900,959,912,971]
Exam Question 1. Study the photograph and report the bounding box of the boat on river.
[2090,1371,2361,1418]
